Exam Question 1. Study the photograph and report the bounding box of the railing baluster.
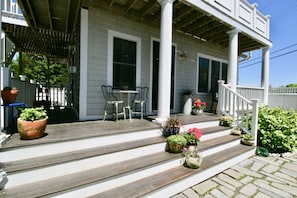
[218,81,259,145]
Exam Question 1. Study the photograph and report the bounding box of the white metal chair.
[132,87,148,119]
[101,85,125,122]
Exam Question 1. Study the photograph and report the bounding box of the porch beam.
[261,46,270,104]
[46,0,53,30]
[140,0,158,19]
[124,0,138,13]
[173,4,193,23]
[156,0,175,123]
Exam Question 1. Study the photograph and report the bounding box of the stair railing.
[217,80,259,142]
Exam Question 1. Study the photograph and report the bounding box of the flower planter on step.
[17,118,47,140]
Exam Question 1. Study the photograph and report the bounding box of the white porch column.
[155,0,175,123]
[227,29,240,91]
[79,8,88,121]
[261,46,270,104]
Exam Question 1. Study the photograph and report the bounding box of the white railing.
[201,0,270,38]
[218,80,259,141]
[1,0,27,27]
[1,0,24,19]
[237,86,264,104]
[36,85,67,109]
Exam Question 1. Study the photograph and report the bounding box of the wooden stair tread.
[1,152,178,198]
[93,144,254,198]
[2,126,232,173]
[1,136,166,173]
[1,136,245,197]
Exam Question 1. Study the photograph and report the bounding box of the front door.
[152,41,175,111]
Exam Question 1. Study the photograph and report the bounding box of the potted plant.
[1,87,19,104]
[183,145,202,169]
[231,126,242,135]
[241,134,255,146]
[183,89,193,115]
[162,117,181,137]
[183,127,203,146]
[192,98,206,115]
[219,115,234,127]
[17,106,48,140]
[167,135,187,153]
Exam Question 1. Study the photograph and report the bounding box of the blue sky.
[238,0,297,87]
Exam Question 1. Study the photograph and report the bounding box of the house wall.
[83,7,228,120]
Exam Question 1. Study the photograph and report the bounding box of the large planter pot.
[162,126,180,137]
[168,141,184,153]
[1,89,19,104]
[183,96,192,115]
[17,118,47,140]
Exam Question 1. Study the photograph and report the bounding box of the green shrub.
[258,106,297,153]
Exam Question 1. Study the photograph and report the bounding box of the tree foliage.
[286,83,297,87]
[10,53,68,87]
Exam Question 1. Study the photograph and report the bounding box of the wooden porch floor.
[2,111,219,149]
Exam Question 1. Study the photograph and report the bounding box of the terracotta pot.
[17,118,47,140]
[1,89,19,104]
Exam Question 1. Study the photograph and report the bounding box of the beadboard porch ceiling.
[6,0,265,61]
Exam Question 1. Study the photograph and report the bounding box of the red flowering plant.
[192,98,206,110]
[183,127,203,145]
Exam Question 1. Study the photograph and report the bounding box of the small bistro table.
[113,89,138,121]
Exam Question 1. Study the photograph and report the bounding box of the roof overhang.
[2,0,270,62]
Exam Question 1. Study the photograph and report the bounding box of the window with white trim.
[113,37,136,90]
[108,30,141,90]
[197,55,228,93]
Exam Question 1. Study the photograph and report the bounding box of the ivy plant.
[19,107,48,121]
[258,106,297,153]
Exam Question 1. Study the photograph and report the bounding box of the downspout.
[239,51,252,62]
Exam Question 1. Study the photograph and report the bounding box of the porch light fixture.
[179,51,187,61]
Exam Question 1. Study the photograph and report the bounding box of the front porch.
[2,112,220,148]
[0,112,255,197]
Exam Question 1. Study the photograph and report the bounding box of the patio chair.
[132,87,148,119]
[101,85,125,122]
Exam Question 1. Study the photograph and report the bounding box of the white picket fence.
[268,87,297,111]
[11,78,67,109]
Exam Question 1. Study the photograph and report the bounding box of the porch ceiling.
[2,0,82,62]
[4,0,264,62]
[83,0,265,53]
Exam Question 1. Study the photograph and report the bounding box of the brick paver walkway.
[172,153,297,198]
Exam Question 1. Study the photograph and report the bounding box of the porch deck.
[2,111,220,149]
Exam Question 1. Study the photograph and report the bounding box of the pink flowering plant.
[184,127,203,145]
[192,98,206,110]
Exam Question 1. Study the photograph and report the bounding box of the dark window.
[222,62,228,82]
[197,56,228,93]
[211,60,220,93]
[113,37,136,90]
[198,57,209,93]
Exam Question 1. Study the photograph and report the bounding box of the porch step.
[0,119,255,197]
